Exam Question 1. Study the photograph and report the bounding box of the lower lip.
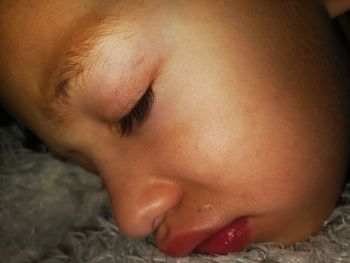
[195,217,250,255]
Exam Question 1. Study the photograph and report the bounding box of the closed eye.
[119,86,154,136]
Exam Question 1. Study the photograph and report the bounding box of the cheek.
[142,84,345,213]
[142,92,238,185]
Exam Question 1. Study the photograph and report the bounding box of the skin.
[1,0,350,256]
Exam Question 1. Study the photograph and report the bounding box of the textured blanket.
[1,125,350,263]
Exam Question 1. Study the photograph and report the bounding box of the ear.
[324,0,350,18]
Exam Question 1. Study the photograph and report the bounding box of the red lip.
[195,217,250,255]
[157,217,250,257]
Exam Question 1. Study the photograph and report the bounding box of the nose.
[103,174,183,238]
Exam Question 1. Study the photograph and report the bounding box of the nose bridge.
[103,168,183,238]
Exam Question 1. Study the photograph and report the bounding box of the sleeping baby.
[1,0,350,257]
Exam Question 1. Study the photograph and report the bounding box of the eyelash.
[119,86,154,136]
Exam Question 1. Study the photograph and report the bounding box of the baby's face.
[1,0,349,256]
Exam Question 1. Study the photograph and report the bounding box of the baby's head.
[1,0,350,256]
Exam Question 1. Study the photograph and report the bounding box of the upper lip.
[155,217,249,257]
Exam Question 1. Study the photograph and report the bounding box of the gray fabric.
[1,125,350,263]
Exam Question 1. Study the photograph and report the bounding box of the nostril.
[153,213,166,231]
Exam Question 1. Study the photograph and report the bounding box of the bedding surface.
[1,125,350,263]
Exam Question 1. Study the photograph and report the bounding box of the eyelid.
[119,86,154,136]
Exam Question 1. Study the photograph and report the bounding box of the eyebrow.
[53,18,116,104]
[48,16,122,121]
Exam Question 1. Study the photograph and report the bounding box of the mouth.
[157,217,250,257]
